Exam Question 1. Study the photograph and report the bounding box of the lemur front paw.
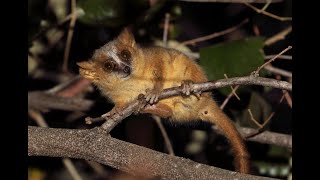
[134,94,148,115]
[145,88,161,104]
[181,80,201,100]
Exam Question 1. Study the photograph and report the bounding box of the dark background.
[26,0,295,179]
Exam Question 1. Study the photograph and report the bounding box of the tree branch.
[179,19,248,46]
[242,1,292,21]
[28,76,290,113]
[28,91,93,111]
[212,126,291,149]
[28,126,279,180]
[265,55,291,60]
[62,0,77,73]
[255,46,292,75]
[153,115,175,155]
[263,64,292,78]
[242,127,291,148]
[264,26,292,46]
[101,76,291,133]
[29,109,83,180]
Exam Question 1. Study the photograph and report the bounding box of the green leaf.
[199,37,265,95]
[77,0,126,27]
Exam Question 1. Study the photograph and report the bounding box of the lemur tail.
[199,99,250,174]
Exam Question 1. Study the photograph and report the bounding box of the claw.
[193,91,201,100]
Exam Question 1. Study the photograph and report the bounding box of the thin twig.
[62,159,83,180]
[282,90,292,108]
[28,91,93,111]
[242,1,292,21]
[28,110,83,180]
[279,92,285,103]
[260,0,271,11]
[85,161,107,176]
[254,46,292,75]
[31,8,84,42]
[265,55,292,60]
[56,78,91,98]
[85,116,105,124]
[245,111,275,139]
[253,25,260,36]
[263,64,292,78]
[153,116,175,155]
[247,109,274,128]
[179,19,249,46]
[264,26,292,46]
[62,0,77,73]
[276,76,292,108]
[261,112,275,127]
[46,75,82,94]
[247,109,263,128]
[183,53,292,62]
[183,51,200,59]
[163,13,170,47]
[28,109,49,127]
[220,85,240,109]
[224,74,240,100]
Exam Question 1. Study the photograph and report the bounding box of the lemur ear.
[117,28,136,47]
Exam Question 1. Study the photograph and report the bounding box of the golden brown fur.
[78,29,250,173]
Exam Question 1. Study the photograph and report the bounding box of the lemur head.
[78,28,141,87]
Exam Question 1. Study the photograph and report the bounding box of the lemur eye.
[120,49,131,60]
[103,61,115,72]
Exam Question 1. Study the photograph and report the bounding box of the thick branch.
[212,126,291,149]
[28,126,278,180]
[28,91,93,111]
